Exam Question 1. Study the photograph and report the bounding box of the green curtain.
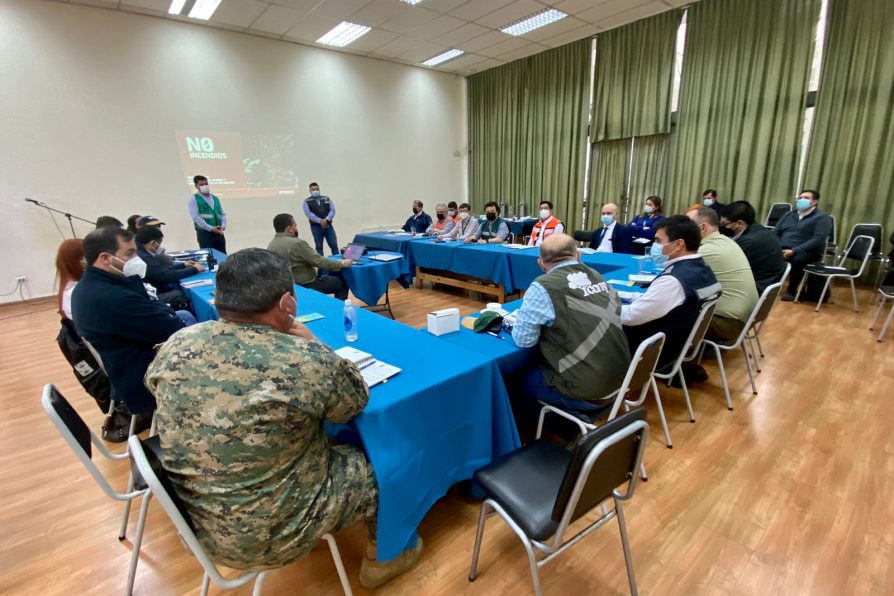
[588,139,630,228]
[669,0,819,217]
[468,39,590,232]
[803,0,894,245]
[592,10,681,141]
[628,134,671,220]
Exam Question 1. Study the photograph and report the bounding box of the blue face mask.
[601,215,614,226]
[650,241,668,266]
[795,197,811,210]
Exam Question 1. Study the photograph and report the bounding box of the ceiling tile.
[432,22,490,46]
[269,0,323,9]
[346,27,399,52]
[456,30,510,53]
[461,56,504,74]
[209,0,268,28]
[540,24,594,47]
[475,37,532,58]
[517,14,586,43]
[497,42,549,62]
[119,0,168,15]
[348,0,407,27]
[283,13,343,42]
[554,0,613,15]
[408,14,466,40]
[420,0,469,14]
[474,0,545,29]
[248,4,309,35]
[575,0,654,23]
[597,1,672,31]
[399,41,450,63]
[69,0,119,7]
[312,0,374,19]
[379,6,441,33]
[437,53,487,71]
[369,35,423,58]
[450,0,515,22]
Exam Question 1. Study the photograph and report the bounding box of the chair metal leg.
[322,533,353,596]
[815,277,833,312]
[468,502,490,581]
[640,461,648,481]
[648,378,672,448]
[750,337,762,373]
[755,333,765,358]
[714,344,733,410]
[251,571,268,596]
[119,474,136,540]
[200,572,211,596]
[870,296,886,330]
[614,499,638,596]
[741,344,757,395]
[793,272,808,303]
[676,371,695,422]
[125,492,152,595]
[878,302,894,342]
[849,279,859,312]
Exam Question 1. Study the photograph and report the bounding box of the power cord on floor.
[0,280,56,321]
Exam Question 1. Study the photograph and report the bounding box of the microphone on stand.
[24,197,40,204]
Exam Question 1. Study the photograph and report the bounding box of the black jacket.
[774,208,833,262]
[71,267,185,413]
[137,245,200,291]
[735,223,787,294]
[588,223,633,254]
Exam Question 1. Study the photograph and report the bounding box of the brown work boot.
[359,537,424,590]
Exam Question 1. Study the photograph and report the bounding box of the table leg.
[415,266,423,289]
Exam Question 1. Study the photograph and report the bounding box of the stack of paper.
[334,346,401,387]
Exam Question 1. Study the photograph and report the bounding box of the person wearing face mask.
[446,201,461,227]
[135,226,206,309]
[685,207,758,342]
[145,248,423,589]
[303,181,339,256]
[701,189,724,213]
[442,202,480,241]
[70,226,187,439]
[719,201,787,294]
[773,189,833,301]
[622,216,721,371]
[527,201,565,246]
[629,196,666,243]
[134,215,175,265]
[426,203,455,236]
[469,201,510,244]
[188,175,227,253]
[267,213,352,300]
[401,200,432,234]
[588,203,632,254]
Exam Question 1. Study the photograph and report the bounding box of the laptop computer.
[343,243,366,261]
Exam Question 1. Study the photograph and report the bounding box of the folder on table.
[334,346,401,387]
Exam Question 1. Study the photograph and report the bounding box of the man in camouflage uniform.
[145,248,422,589]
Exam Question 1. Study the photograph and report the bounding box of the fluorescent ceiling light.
[168,0,187,15]
[316,22,372,47]
[500,8,567,36]
[188,0,222,20]
[401,0,424,4]
[422,49,464,67]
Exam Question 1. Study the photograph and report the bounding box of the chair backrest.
[849,224,883,255]
[607,333,664,418]
[678,300,718,365]
[82,338,107,373]
[750,279,784,327]
[517,203,528,218]
[551,408,649,528]
[43,384,92,457]
[500,202,511,218]
[572,230,593,243]
[841,235,875,273]
[828,215,838,246]
[765,203,791,227]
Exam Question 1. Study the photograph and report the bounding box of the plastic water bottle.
[344,299,358,342]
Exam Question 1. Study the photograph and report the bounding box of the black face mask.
[437,213,445,220]
[720,226,735,238]
[486,212,497,221]
[412,208,419,215]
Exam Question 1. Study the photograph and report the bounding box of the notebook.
[334,346,401,387]
[181,278,214,288]
[369,253,402,262]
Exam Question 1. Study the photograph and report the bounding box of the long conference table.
[179,246,648,561]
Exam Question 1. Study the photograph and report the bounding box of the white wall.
[0,0,468,303]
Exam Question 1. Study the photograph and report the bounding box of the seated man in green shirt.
[145,248,423,588]
[267,213,352,300]
[687,207,759,342]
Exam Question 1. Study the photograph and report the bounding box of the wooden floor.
[3,282,894,595]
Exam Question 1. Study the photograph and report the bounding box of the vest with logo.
[531,217,561,244]
[479,217,506,241]
[305,196,332,220]
[624,257,722,369]
[536,262,631,400]
[194,194,223,231]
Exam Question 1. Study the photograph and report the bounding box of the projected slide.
[175,130,300,199]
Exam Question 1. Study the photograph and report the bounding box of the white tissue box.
[427,307,460,336]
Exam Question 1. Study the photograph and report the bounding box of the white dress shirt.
[621,254,703,326]
[596,222,616,253]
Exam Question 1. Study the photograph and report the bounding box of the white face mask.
[539,209,550,220]
[123,256,147,279]
[198,184,210,194]
[703,198,714,207]
[460,211,470,220]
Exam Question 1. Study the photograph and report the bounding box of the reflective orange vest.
[530,216,562,245]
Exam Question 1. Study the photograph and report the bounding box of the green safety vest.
[194,193,223,230]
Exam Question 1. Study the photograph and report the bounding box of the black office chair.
[764,202,791,228]
[796,234,875,312]
[572,230,593,244]
[468,408,649,596]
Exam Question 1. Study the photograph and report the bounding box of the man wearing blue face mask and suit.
[621,216,721,371]
[588,203,633,254]
[773,189,832,301]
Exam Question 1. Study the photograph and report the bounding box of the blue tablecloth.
[410,241,517,292]
[334,251,409,306]
[507,250,642,292]
[179,274,520,561]
[352,232,430,273]
[477,217,536,237]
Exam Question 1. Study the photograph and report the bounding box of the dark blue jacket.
[402,212,432,233]
[71,267,185,413]
[137,245,201,291]
[774,208,832,263]
[589,223,633,254]
[629,213,666,241]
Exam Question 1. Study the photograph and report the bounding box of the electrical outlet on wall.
[15,276,27,282]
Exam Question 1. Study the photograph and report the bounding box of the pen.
[487,331,504,340]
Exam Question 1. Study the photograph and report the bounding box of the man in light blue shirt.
[511,234,630,419]
[303,182,338,256]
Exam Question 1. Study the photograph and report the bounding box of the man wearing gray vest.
[511,233,631,413]
[188,174,227,253]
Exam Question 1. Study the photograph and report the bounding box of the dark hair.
[309,181,319,188]
[413,200,423,208]
[215,248,294,315]
[702,189,717,198]
[135,226,163,245]
[691,206,720,228]
[800,189,820,201]
[83,227,133,265]
[447,201,458,209]
[539,200,553,209]
[126,214,141,233]
[193,175,208,185]
[721,200,756,226]
[646,196,663,213]
[273,213,295,233]
[484,201,500,213]
[459,202,471,210]
[95,215,123,229]
[655,215,700,252]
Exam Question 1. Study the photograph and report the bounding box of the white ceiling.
[53,0,690,75]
